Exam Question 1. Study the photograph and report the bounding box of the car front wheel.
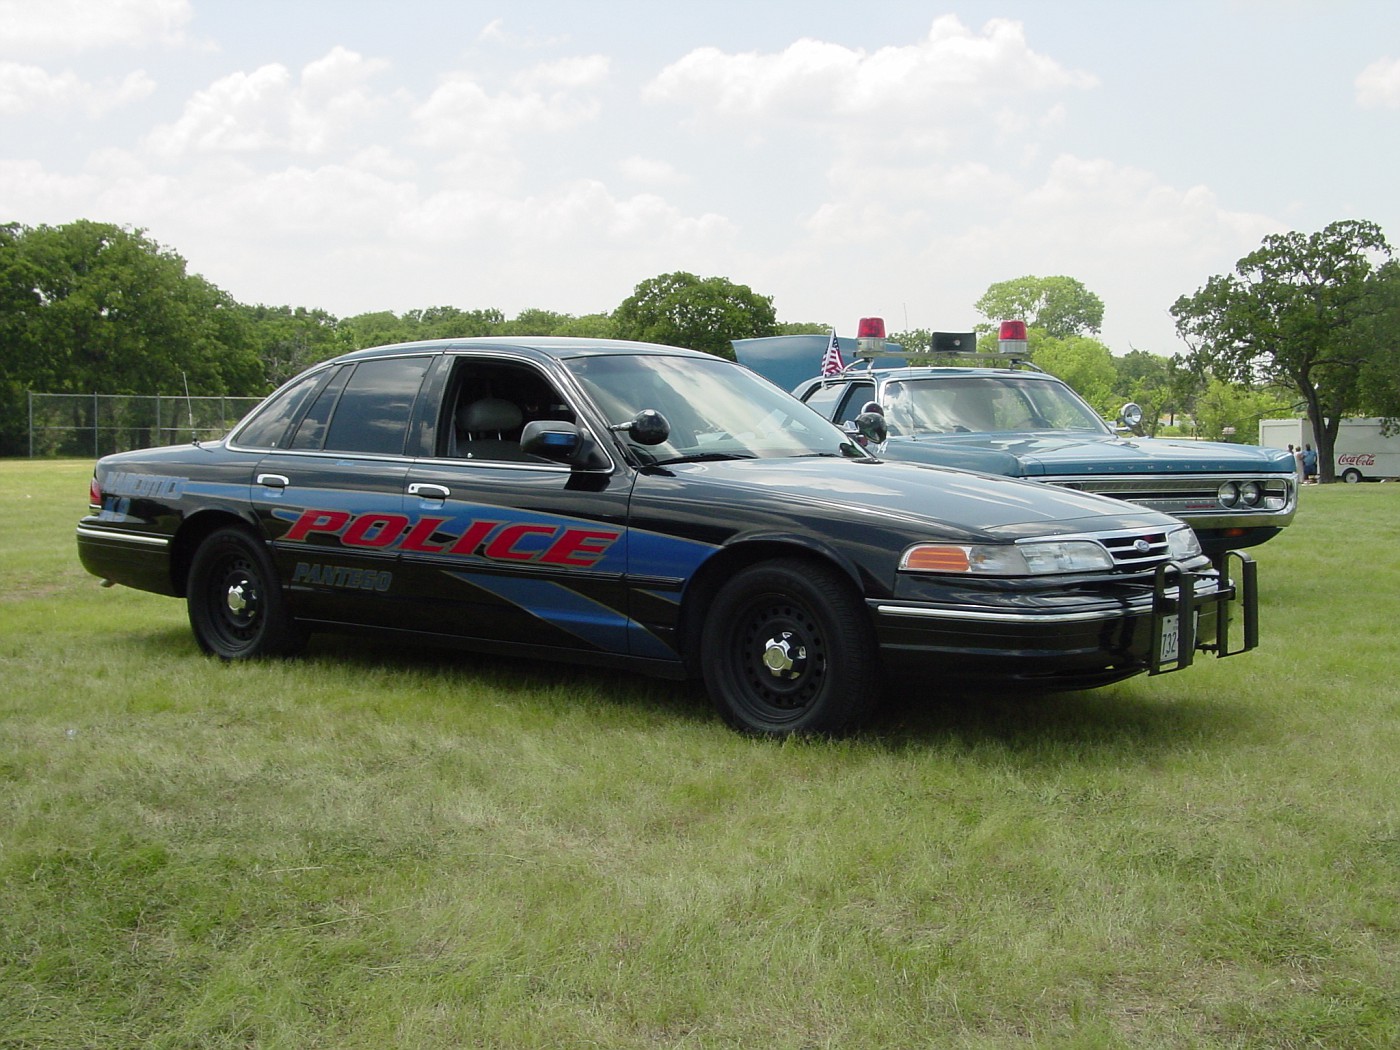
[701,559,880,736]
[187,526,305,659]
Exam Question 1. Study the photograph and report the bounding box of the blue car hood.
[876,431,1297,478]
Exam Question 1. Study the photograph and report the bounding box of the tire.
[1342,468,1362,484]
[187,526,305,659]
[701,559,880,736]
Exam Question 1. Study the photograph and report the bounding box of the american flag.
[820,330,844,376]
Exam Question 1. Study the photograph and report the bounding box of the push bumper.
[871,553,1259,687]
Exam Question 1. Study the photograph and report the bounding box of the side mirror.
[854,401,888,444]
[1118,402,1145,436]
[520,420,610,470]
[609,409,670,446]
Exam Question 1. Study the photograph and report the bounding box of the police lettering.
[283,508,620,568]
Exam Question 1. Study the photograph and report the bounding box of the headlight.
[900,540,1113,575]
[1218,481,1239,508]
[1166,526,1203,561]
[1239,480,1262,506]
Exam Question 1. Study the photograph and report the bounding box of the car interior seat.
[454,397,524,459]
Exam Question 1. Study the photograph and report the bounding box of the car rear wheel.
[1342,468,1363,484]
[187,526,305,659]
[701,559,880,736]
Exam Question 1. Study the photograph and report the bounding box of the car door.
[250,354,431,628]
[394,353,639,659]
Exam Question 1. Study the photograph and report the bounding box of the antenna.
[182,371,198,444]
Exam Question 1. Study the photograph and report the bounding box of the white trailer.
[1258,417,1400,482]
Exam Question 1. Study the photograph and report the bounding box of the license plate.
[1159,614,1181,664]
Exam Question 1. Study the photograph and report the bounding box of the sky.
[4,0,1400,356]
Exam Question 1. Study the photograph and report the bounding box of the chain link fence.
[27,392,263,458]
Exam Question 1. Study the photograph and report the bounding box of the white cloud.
[411,56,608,152]
[0,61,154,116]
[617,155,684,186]
[0,0,191,55]
[645,15,1096,128]
[1356,56,1400,109]
[399,179,733,248]
[144,46,391,157]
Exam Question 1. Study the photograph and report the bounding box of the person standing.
[1303,443,1318,484]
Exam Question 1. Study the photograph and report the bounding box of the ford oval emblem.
[1133,539,1152,554]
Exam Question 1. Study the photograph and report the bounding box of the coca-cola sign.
[1338,453,1376,466]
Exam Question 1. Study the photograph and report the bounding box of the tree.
[1350,261,1400,429]
[244,304,345,387]
[1032,336,1118,417]
[974,275,1104,339]
[497,308,617,338]
[889,327,933,354]
[1192,378,1294,443]
[0,221,265,455]
[612,272,777,359]
[0,224,47,454]
[1171,219,1396,481]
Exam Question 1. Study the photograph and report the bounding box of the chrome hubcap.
[762,632,806,679]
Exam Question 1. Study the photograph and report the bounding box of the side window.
[322,357,431,456]
[800,382,849,422]
[288,366,350,450]
[833,383,877,425]
[442,359,575,462]
[234,370,327,449]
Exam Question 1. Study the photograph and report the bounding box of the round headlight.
[1218,481,1240,508]
[1239,480,1262,506]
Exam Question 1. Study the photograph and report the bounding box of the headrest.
[458,397,522,432]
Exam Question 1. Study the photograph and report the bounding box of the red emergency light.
[856,316,886,358]
[998,319,1028,357]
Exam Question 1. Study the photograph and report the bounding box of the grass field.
[2,459,1397,1048]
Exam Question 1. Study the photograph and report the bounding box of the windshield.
[566,353,868,464]
[880,375,1112,437]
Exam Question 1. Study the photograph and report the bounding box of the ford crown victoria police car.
[77,338,1257,736]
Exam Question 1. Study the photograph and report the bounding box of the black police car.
[76,337,1257,736]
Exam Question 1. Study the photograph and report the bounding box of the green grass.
[2,461,1397,1048]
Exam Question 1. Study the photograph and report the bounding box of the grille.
[1047,475,1292,517]
[1094,529,1172,570]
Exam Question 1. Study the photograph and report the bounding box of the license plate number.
[1159,614,1181,664]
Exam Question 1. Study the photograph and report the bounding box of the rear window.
[234,370,326,449]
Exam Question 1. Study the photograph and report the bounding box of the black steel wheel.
[187,526,304,659]
[701,559,879,736]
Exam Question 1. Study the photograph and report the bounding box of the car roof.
[820,365,1062,383]
[330,336,712,366]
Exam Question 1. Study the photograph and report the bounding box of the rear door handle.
[408,483,451,499]
[256,473,289,489]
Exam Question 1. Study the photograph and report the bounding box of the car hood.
[876,431,1297,478]
[642,456,1180,544]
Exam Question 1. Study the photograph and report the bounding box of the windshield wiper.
[651,451,757,466]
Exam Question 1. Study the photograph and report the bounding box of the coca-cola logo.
[1338,453,1376,466]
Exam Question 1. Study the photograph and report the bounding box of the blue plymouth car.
[735,333,1297,555]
